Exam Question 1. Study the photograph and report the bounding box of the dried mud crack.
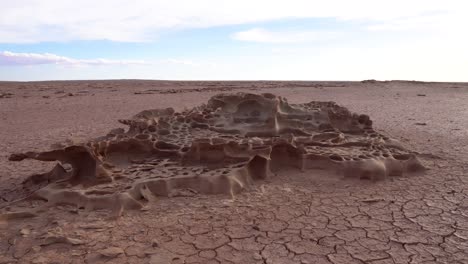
[2,88,468,264]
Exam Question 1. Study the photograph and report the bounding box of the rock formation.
[4,93,424,218]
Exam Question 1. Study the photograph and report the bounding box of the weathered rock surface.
[2,93,424,219]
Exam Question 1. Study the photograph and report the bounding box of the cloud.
[161,58,217,68]
[0,0,466,43]
[0,51,218,69]
[0,51,147,66]
[231,28,339,43]
[366,11,463,32]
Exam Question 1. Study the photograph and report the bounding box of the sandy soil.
[0,80,468,264]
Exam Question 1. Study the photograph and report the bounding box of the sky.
[0,0,467,81]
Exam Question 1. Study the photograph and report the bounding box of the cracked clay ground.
[1,80,468,263]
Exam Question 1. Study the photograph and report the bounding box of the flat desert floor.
[1,80,468,264]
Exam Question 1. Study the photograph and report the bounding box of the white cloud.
[367,11,464,32]
[0,0,466,43]
[0,51,220,70]
[0,51,147,66]
[231,28,339,43]
[160,58,217,67]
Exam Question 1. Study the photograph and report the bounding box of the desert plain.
[0,80,468,264]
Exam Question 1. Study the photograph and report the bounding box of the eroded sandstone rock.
[3,93,424,218]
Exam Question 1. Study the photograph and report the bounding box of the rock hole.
[158,129,170,135]
[181,146,190,152]
[360,172,371,180]
[135,134,150,140]
[393,154,411,160]
[329,155,344,161]
[148,125,157,132]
